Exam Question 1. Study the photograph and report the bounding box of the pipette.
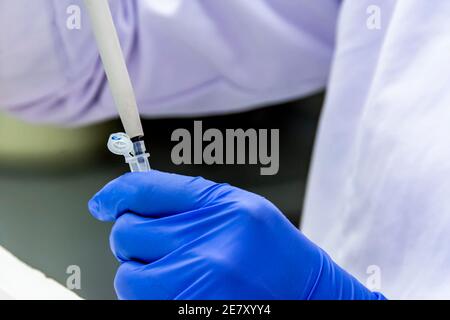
[84,0,150,172]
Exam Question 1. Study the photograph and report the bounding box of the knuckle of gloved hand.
[114,263,142,298]
[114,263,133,294]
[190,175,207,184]
[192,176,226,193]
[233,191,276,224]
[201,250,236,276]
[110,213,134,260]
[189,175,222,191]
[115,263,168,300]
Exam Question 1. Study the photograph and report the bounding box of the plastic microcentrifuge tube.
[107,133,150,172]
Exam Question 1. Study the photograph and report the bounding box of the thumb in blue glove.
[88,170,385,300]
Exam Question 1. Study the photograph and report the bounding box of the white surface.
[0,246,81,300]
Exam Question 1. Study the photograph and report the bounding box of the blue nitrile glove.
[88,171,386,300]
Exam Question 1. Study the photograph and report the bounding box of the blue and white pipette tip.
[107,133,151,172]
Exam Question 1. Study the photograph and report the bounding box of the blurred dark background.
[0,92,323,299]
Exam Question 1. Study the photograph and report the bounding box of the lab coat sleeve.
[0,0,339,126]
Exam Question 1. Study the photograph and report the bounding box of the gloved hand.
[88,170,386,300]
